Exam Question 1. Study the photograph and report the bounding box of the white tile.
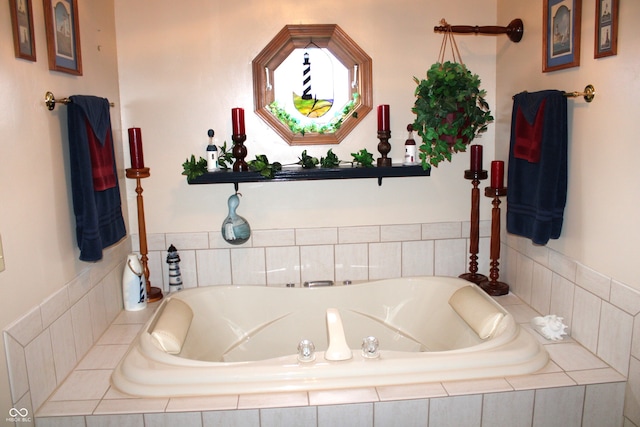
[145,233,167,251]
[40,286,70,329]
[566,367,626,385]
[265,246,300,286]
[376,383,447,401]
[165,232,209,250]
[260,406,317,427]
[624,357,640,425]
[196,249,232,286]
[49,311,78,384]
[71,295,95,360]
[369,242,401,280]
[67,269,92,305]
[530,263,553,315]
[576,264,611,300]
[506,372,576,390]
[36,415,87,427]
[583,382,625,427]
[309,387,378,406]
[24,330,57,410]
[482,390,534,427]
[634,316,640,360]
[549,273,575,331]
[374,399,428,427]
[380,224,420,242]
[571,287,602,353]
[335,244,369,282]
[434,239,466,276]
[88,282,109,342]
[94,398,168,414]
[4,332,28,403]
[50,370,112,401]
[202,409,259,427]
[300,245,334,283]
[237,391,308,409]
[514,253,533,305]
[144,412,203,427]
[251,229,295,247]
[166,395,238,412]
[421,222,462,240]
[597,301,633,376]
[103,265,124,324]
[318,403,373,427]
[296,227,338,245]
[429,394,482,427]
[544,343,608,371]
[86,413,145,427]
[340,226,380,243]
[503,303,540,323]
[6,306,43,346]
[548,250,577,282]
[402,240,434,277]
[533,386,585,427]
[76,344,129,369]
[37,400,100,417]
[208,231,237,249]
[610,279,640,316]
[230,247,266,285]
[97,324,142,345]
[442,378,513,395]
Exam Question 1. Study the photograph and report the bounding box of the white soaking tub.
[111,276,548,397]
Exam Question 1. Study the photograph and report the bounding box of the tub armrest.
[150,298,193,354]
[448,285,505,339]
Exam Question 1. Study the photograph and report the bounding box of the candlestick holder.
[459,169,489,285]
[377,130,392,167]
[479,186,509,296]
[125,167,163,303]
[232,133,248,172]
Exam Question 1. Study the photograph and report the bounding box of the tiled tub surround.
[4,222,639,425]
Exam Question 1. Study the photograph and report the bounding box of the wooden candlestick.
[232,133,248,172]
[459,169,488,285]
[125,168,163,303]
[479,186,509,296]
[377,130,392,167]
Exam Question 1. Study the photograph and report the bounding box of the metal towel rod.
[513,85,596,103]
[45,91,115,111]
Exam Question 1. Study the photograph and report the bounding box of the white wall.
[0,0,124,417]
[113,0,498,235]
[496,0,639,291]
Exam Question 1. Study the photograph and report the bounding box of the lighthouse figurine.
[166,244,183,293]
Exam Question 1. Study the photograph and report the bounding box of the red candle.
[470,144,483,172]
[232,108,245,135]
[128,127,144,169]
[491,160,504,188]
[377,104,390,132]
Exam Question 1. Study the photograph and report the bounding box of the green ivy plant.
[248,154,282,179]
[217,141,234,170]
[351,149,374,167]
[412,61,493,169]
[320,149,341,168]
[297,150,319,169]
[181,155,208,181]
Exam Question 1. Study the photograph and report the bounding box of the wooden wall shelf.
[188,165,430,190]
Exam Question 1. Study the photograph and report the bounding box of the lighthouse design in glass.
[292,49,334,118]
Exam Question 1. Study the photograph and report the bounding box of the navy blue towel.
[507,90,568,245]
[68,95,126,261]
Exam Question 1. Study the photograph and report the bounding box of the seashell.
[531,315,568,341]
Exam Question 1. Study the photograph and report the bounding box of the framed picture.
[595,0,618,58]
[9,0,36,61]
[543,0,582,72]
[43,0,82,75]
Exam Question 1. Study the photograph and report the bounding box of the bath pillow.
[150,298,194,354]
[448,286,505,339]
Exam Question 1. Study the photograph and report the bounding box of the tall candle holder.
[459,169,489,285]
[125,167,163,302]
[377,130,392,167]
[232,133,248,172]
[479,186,509,296]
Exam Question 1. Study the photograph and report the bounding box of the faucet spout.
[324,308,352,361]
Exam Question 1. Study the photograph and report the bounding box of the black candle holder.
[377,130,392,167]
[459,169,489,285]
[232,133,248,172]
[479,186,509,296]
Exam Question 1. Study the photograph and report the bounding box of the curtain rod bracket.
[434,18,524,43]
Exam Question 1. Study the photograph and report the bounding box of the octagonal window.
[252,24,373,145]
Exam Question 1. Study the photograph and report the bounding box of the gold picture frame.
[543,0,582,72]
[43,0,82,75]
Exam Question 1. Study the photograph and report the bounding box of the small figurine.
[166,244,183,293]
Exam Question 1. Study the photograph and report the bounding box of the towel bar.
[45,91,115,111]
[562,84,595,103]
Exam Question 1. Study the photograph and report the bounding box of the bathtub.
[112,276,548,397]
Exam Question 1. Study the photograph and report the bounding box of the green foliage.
[297,150,319,169]
[217,141,234,170]
[320,149,341,168]
[181,155,208,181]
[412,61,493,169]
[351,149,374,168]
[248,154,282,179]
[268,93,360,136]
